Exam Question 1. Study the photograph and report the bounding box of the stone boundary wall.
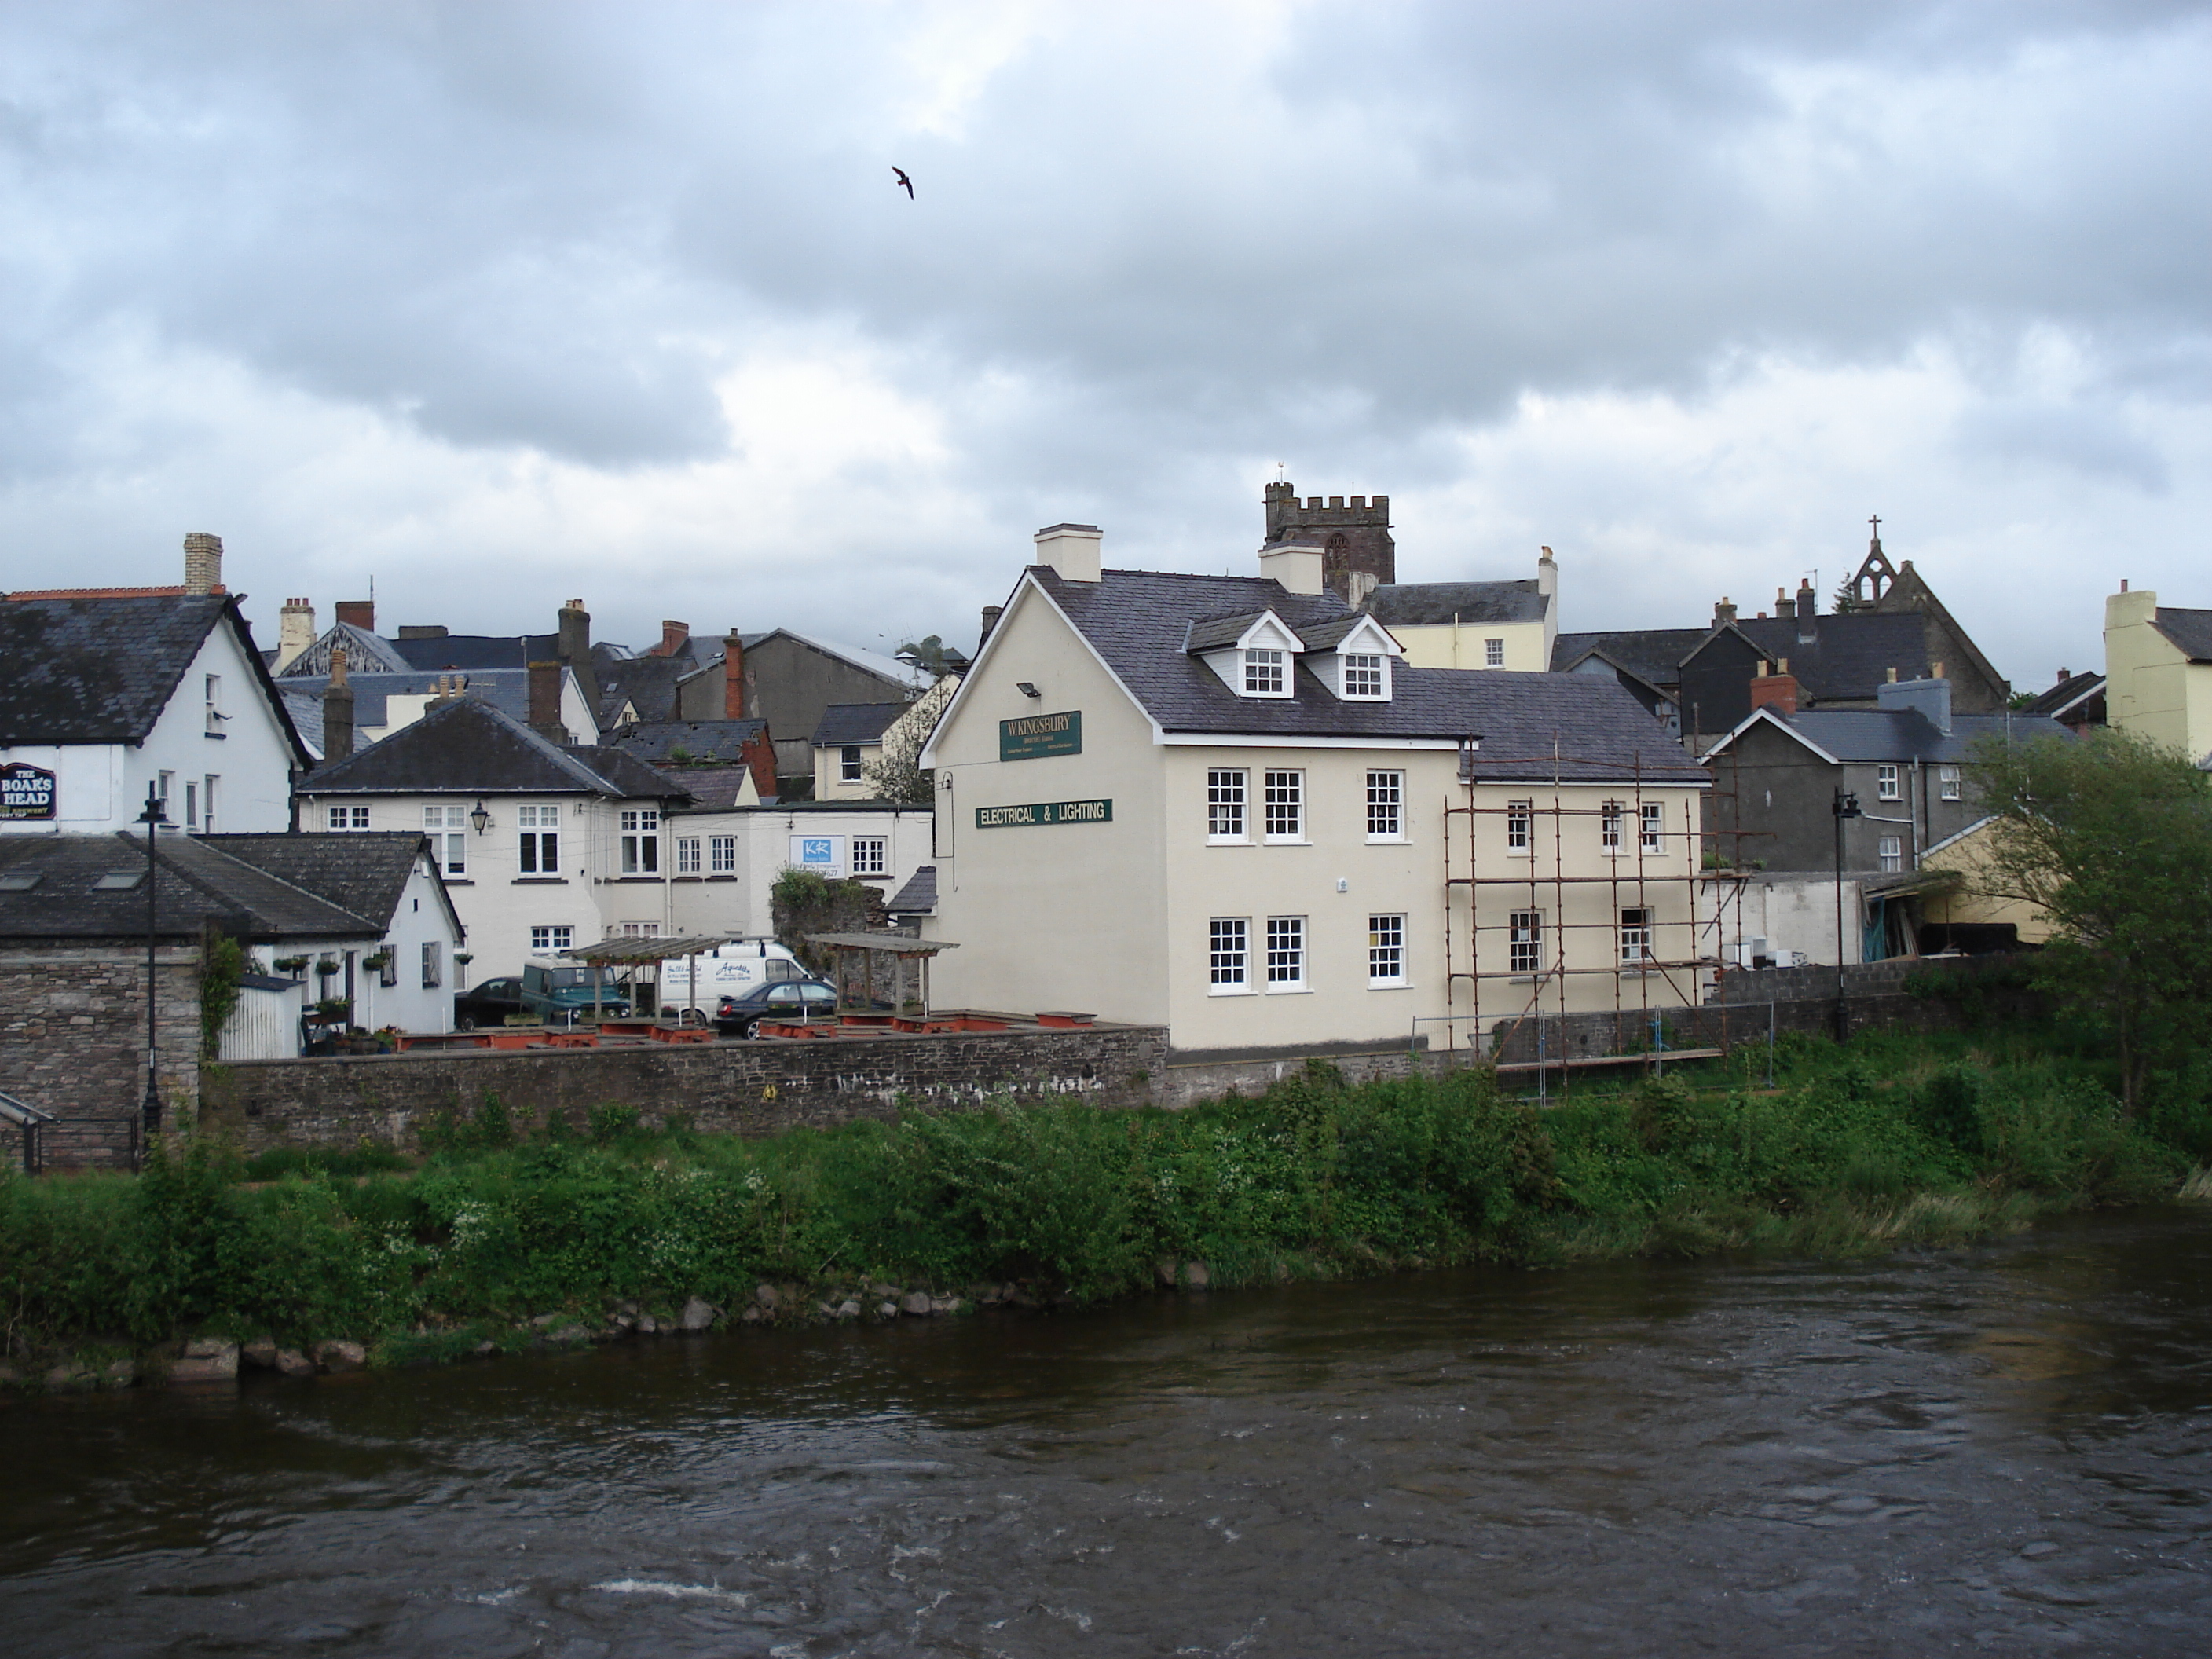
[0,946,201,1170]
[1707,958,1929,1005]
[1482,991,1957,1068]
[200,1023,1169,1152]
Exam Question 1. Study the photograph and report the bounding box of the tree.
[1972,727,2212,1111]
[897,635,957,676]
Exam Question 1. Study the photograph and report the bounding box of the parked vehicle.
[521,960,632,1023]
[712,976,839,1038]
[452,976,525,1031]
[656,939,806,1012]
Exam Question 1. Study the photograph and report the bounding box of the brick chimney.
[651,620,690,658]
[556,599,600,716]
[1796,577,1818,644]
[978,605,1002,654]
[527,661,567,742]
[275,597,317,672]
[723,630,746,719]
[1712,595,1737,627]
[1749,659,1799,716]
[182,533,224,595]
[323,645,355,763]
[335,599,375,632]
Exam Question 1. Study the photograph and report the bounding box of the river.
[2,1209,2208,1656]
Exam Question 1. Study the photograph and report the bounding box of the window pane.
[1620,906,1653,965]
[1485,637,1504,667]
[1366,771,1402,838]
[1210,917,1248,986]
[1344,654,1382,697]
[1368,914,1404,983]
[1264,771,1302,839]
[1639,803,1664,851]
[1510,910,1543,973]
[1507,800,1530,851]
[1243,649,1284,694]
[1207,769,1247,839]
[1265,917,1304,985]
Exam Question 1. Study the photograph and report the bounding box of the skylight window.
[0,872,42,892]
[93,871,145,891]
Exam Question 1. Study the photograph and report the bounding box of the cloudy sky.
[2,1,2207,686]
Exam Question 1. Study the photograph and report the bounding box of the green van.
[521,960,632,1023]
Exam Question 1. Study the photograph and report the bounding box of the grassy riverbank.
[3,1028,2208,1377]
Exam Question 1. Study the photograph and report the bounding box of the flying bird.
[892,166,914,200]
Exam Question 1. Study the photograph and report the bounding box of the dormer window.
[1342,654,1385,698]
[1243,650,1285,695]
[1296,613,1401,702]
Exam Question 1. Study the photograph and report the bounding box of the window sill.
[203,731,226,740]
[1207,985,1256,997]
[607,876,665,883]
[1207,837,1252,848]
[1263,984,1311,994]
[1367,980,1412,991]
[1364,835,1408,846]
[1262,837,1309,847]
[512,877,569,885]
[706,874,738,882]
[441,878,474,886]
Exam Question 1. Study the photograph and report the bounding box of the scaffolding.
[1437,739,1765,1087]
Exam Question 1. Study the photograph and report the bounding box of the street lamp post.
[1832,787,1862,1043]
[136,785,170,1162]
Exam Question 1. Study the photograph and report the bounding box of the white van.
[657,939,806,1008]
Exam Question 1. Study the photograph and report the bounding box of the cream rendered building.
[921,527,1707,1057]
[2104,587,2212,764]
[1361,548,1558,672]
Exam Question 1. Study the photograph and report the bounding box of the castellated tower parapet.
[1263,481,1394,602]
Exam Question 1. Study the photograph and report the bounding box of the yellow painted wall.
[1391,620,1551,672]
[2104,588,2212,759]
[1919,819,2053,945]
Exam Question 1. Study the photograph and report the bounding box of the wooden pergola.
[804,932,959,1019]
[555,934,749,1023]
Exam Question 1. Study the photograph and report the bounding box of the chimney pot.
[182,532,223,595]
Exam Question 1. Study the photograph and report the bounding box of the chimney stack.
[1035,523,1103,584]
[275,597,317,672]
[182,533,224,595]
[1796,578,1818,643]
[1258,539,1327,595]
[527,661,567,743]
[723,629,746,719]
[1536,545,1558,600]
[335,599,375,632]
[1749,666,1800,717]
[556,599,600,716]
[323,645,355,763]
[1713,595,1737,626]
[978,605,1003,654]
[653,620,690,658]
[1775,585,1795,622]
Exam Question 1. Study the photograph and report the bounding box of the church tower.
[1264,481,1395,602]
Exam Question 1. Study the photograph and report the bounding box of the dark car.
[452,976,524,1031]
[713,977,840,1038]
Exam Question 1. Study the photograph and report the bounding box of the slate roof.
[1551,628,1711,687]
[274,621,414,678]
[1715,706,2075,765]
[887,865,936,915]
[298,696,684,799]
[0,594,236,745]
[1364,580,1546,626]
[202,832,448,936]
[610,719,769,765]
[2152,608,2212,663]
[1031,567,1703,784]
[811,703,906,746]
[658,765,761,811]
[0,832,383,942]
[1712,613,1930,701]
[2022,671,2105,720]
[279,668,539,753]
[595,654,693,723]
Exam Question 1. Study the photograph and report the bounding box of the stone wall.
[0,945,201,1169]
[200,1022,1168,1151]
[1707,957,1928,1005]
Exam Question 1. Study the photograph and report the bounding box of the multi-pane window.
[620,921,662,938]
[1620,907,1654,965]
[1366,770,1404,839]
[423,804,467,877]
[1207,768,1247,840]
[1368,914,1405,985]
[851,837,887,876]
[420,941,443,989]
[1509,910,1544,975]
[157,771,174,813]
[1263,771,1303,840]
[1939,765,1961,801]
[1265,917,1306,988]
[840,745,863,783]
[184,781,197,829]
[1877,763,1900,800]
[1640,802,1664,852]
[1878,835,1903,873]
[1507,800,1531,852]
[327,805,371,831]
[1243,649,1285,694]
[676,837,702,874]
[710,835,737,873]
[530,925,573,954]
[378,950,398,988]
[1600,801,1624,852]
[1342,654,1384,698]
[1209,917,1249,988]
[1485,637,1505,668]
[204,673,223,731]
[621,808,660,873]
[201,775,218,833]
[518,804,561,874]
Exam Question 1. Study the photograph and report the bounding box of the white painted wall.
[665,804,935,940]
[1703,872,1865,969]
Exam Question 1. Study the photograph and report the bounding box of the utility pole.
[1832,787,1861,1042]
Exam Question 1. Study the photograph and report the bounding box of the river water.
[3,1210,2208,1657]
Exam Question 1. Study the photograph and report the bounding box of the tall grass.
[1,1036,2199,1361]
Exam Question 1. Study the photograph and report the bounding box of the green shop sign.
[975,798,1113,829]
[999,709,1081,760]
